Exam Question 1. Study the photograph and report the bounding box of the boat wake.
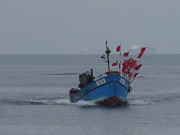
[128,99,155,106]
[0,98,97,106]
[1,92,179,106]
[128,92,180,106]
[0,98,153,107]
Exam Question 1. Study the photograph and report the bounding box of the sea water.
[0,54,180,135]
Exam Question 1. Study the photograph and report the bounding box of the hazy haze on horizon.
[0,0,180,54]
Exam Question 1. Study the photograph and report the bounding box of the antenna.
[105,41,111,71]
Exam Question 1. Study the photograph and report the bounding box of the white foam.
[128,99,155,106]
[31,99,97,106]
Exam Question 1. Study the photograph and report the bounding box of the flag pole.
[129,73,138,84]
[119,44,122,72]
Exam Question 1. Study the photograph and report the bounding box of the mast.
[105,41,111,71]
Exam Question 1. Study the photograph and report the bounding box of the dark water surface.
[0,54,180,135]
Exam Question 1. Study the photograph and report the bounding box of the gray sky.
[0,0,180,54]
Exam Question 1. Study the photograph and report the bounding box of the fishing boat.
[69,41,146,106]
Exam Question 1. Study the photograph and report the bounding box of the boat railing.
[94,71,129,82]
[94,73,107,80]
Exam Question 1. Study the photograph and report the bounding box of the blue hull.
[70,73,130,105]
[82,74,129,100]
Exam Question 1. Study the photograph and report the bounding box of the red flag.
[128,72,133,78]
[123,52,129,57]
[137,47,146,59]
[141,47,146,54]
[128,58,133,63]
[134,73,139,78]
[122,58,133,67]
[129,59,137,68]
[123,59,129,63]
[122,66,127,73]
[122,60,129,67]
[135,64,142,70]
[137,52,143,59]
[116,45,121,52]
[112,60,118,66]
